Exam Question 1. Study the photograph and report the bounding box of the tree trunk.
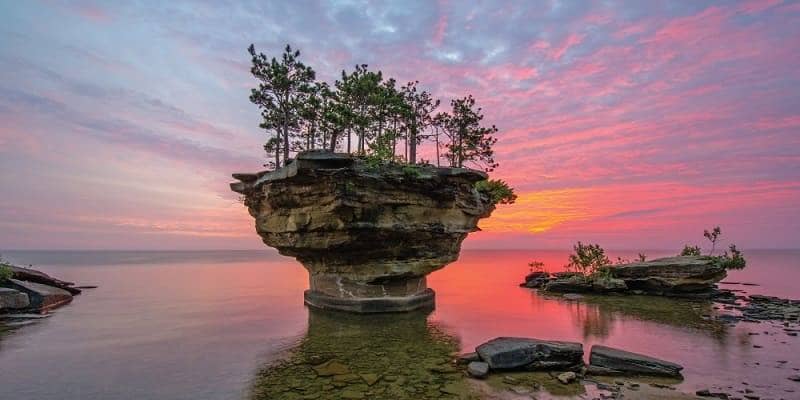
[409,127,416,164]
[282,122,289,166]
[404,136,408,161]
[329,132,338,152]
[392,119,397,157]
[434,127,440,167]
[347,128,351,153]
[275,132,281,169]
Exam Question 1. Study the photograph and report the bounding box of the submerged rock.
[589,345,683,377]
[232,151,495,313]
[475,337,584,370]
[557,371,577,384]
[312,360,350,376]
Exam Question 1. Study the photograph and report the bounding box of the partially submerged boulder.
[519,271,550,288]
[610,256,726,296]
[542,256,726,297]
[475,337,584,370]
[544,277,593,293]
[5,279,72,311]
[589,345,683,377]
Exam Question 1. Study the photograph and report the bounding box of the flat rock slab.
[6,265,81,295]
[1,313,51,320]
[589,345,683,377]
[6,279,72,311]
[612,256,724,282]
[475,337,583,370]
[0,288,30,310]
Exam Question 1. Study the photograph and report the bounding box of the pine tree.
[401,81,439,164]
[437,95,499,171]
[248,44,316,167]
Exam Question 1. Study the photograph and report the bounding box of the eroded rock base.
[304,288,435,313]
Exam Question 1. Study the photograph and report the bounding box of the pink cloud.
[550,33,585,60]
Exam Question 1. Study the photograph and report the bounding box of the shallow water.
[0,249,798,399]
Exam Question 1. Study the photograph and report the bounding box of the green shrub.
[528,260,545,273]
[401,165,423,179]
[590,266,614,281]
[362,154,384,170]
[679,227,746,269]
[0,255,13,282]
[719,244,746,269]
[568,242,610,276]
[680,245,701,256]
[475,179,517,205]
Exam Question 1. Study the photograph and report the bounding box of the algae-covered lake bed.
[1,250,799,399]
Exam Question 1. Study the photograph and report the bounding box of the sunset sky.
[1,0,798,250]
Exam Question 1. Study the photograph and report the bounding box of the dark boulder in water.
[475,337,583,370]
[4,279,73,312]
[589,345,683,377]
[610,256,726,296]
[519,271,550,288]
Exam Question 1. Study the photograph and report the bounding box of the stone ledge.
[303,288,435,313]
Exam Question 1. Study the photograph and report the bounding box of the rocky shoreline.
[1,263,88,320]
[460,337,683,379]
[455,337,691,399]
[521,256,728,298]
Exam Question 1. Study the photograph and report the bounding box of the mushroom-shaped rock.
[233,151,495,313]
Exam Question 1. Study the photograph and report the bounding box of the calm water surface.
[0,249,798,399]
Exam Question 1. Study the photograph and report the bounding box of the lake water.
[1,249,799,399]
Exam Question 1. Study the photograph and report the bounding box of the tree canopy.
[247,44,502,173]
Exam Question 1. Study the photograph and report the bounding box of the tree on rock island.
[435,95,499,172]
[248,44,315,168]
[246,43,503,181]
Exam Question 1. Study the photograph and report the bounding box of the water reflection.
[250,308,473,400]
[538,292,731,341]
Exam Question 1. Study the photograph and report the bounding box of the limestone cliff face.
[232,151,495,311]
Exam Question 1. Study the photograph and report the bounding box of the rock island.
[232,151,496,312]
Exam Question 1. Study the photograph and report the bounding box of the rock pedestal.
[232,151,495,313]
